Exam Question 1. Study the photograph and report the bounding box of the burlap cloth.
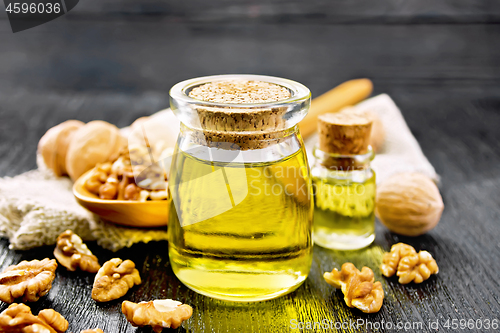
[0,94,437,251]
[0,167,169,251]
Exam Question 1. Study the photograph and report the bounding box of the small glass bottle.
[311,111,375,250]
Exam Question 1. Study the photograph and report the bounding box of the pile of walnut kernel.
[0,230,193,333]
[84,147,169,201]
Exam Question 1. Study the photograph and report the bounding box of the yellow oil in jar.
[168,147,313,302]
[313,172,375,250]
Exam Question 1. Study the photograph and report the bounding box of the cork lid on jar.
[188,80,291,104]
[170,75,310,132]
[318,107,373,155]
[170,75,311,150]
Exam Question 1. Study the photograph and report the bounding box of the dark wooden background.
[1,1,499,332]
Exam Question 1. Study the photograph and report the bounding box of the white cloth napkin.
[304,94,439,184]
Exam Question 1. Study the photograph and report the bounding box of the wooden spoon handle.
[299,78,373,139]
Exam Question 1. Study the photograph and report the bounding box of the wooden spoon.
[73,170,169,228]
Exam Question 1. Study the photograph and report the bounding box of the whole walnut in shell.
[66,121,125,181]
[375,172,444,236]
[38,120,84,176]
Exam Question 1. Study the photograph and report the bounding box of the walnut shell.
[38,120,84,176]
[66,121,125,181]
[375,172,444,236]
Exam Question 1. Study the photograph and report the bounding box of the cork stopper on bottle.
[318,108,373,155]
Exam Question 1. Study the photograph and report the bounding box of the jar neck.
[178,123,300,151]
[177,124,303,163]
[313,145,374,171]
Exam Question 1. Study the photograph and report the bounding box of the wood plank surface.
[0,2,499,332]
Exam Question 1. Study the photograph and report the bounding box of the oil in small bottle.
[313,168,375,250]
[311,110,376,250]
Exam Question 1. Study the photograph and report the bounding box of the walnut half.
[54,230,101,273]
[91,258,141,302]
[324,263,384,314]
[380,243,439,284]
[0,258,57,303]
[81,329,104,333]
[122,299,193,332]
[0,303,68,333]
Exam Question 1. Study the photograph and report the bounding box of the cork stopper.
[189,80,291,104]
[186,80,293,150]
[318,108,373,155]
[188,80,291,133]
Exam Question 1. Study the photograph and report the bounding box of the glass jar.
[311,146,376,250]
[168,74,313,302]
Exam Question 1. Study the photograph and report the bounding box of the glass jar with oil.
[168,75,313,301]
[312,110,376,250]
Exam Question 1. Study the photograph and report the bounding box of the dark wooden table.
[1,1,500,332]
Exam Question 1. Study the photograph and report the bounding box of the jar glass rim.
[169,74,311,109]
